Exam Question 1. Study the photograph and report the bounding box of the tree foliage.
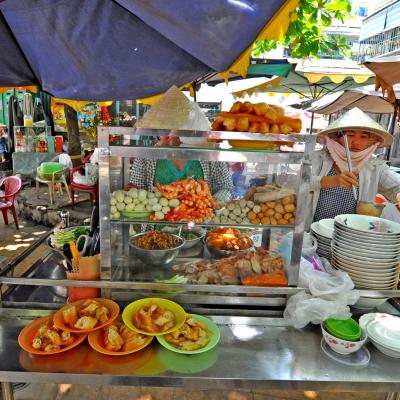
[253,0,352,58]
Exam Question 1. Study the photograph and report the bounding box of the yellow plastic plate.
[122,298,186,336]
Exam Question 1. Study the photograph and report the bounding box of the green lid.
[325,318,361,341]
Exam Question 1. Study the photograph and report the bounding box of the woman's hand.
[320,171,359,189]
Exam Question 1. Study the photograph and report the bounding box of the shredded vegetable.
[50,227,90,249]
[154,275,188,284]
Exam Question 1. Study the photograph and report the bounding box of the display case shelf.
[105,126,316,142]
[110,218,295,229]
[106,145,305,164]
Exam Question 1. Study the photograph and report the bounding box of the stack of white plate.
[360,313,400,358]
[310,219,334,260]
[331,214,400,290]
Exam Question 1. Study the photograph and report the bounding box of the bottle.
[60,210,70,228]
[23,114,33,127]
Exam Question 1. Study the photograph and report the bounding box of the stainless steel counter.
[1,311,400,392]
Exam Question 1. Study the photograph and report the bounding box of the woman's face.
[337,129,380,151]
[158,134,181,146]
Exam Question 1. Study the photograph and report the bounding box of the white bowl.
[312,232,332,243]
[350,277,397,289]
[332,265,399,282]
[351,280,396,290]
[311,219,334,239]
[333,234,400,251]
[370,339,400,358]
[321,323,367,355]
[366,317,400,358]
[331,259,399,276]
[334,224,400,244]
[317,241,332,249]
[331,249,400,266]
[354,297,388,310]
[335,214,400,236]
[367,318,400,348]
[332,239,400,259]
[331,255,400,271]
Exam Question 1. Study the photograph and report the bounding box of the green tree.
[253,0,352,58]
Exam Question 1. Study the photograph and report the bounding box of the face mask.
[325,136,378,172]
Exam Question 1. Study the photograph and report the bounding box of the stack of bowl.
[310,219,334,260]
[331,214,400,290]
[321,318,366,355]
[361,314,400,358]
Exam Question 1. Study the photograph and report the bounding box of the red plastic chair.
[70,165,98,206]
[0,176,22,229]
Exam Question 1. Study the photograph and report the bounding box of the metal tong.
[339,130,358,201]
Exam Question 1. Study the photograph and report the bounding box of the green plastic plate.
[156,314,220,355]
[325,318,361,341]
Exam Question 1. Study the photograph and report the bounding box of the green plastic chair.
[35,162,71,205]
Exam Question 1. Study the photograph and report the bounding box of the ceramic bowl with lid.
[321,323,367,355]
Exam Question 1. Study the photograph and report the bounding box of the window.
[358,6,367,17]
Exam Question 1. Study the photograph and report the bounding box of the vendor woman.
[311,108,400,223]
[129,134,233,202]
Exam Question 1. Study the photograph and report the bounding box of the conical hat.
[319,107,393,147]
[136,86,210,131]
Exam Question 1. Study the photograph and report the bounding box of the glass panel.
[107,155,299,285]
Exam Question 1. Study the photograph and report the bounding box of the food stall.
[1,95,400,400]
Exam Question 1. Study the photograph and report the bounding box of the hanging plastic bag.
[284,257,360,329]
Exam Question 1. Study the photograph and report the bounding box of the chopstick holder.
[66,254,101,302]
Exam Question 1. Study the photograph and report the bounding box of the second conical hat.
[319,107,393,147]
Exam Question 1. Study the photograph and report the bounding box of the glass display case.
[98,127,317,315]
[13,125,51,153]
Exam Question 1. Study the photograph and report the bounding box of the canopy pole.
[390,100,399,135]
[309,84,318,134]
[192,82,197,102]
[310,111,315,134]
[387,99,399,162]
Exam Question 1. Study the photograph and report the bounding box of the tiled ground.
[4,384,389,400]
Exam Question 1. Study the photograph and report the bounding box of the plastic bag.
[276,231,317,266]
[284,258,360,329]
[381,202,400,223]
[299,257,355,298]
[284,292,353,329]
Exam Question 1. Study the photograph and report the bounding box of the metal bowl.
[356,201,385,217]
[129,232,185,266]
[181,228,207,250]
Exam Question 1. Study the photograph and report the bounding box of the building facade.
[358,0,400,60]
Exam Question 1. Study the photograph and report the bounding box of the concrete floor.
[0,217,49,272]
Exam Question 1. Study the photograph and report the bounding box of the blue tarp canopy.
[0,0,289,101]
